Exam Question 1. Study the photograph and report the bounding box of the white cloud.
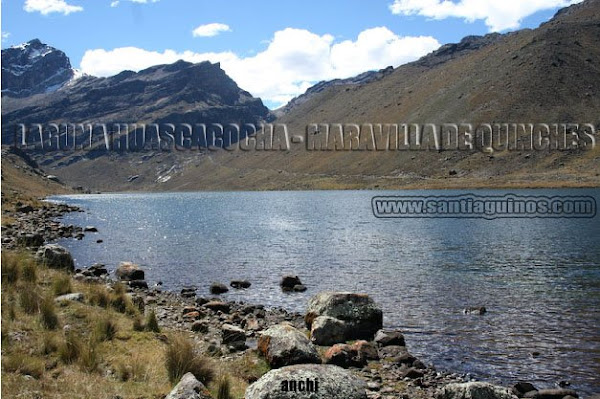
[389,0,584,32]
[80,27,440,107]
[24,0,83,15]
[192,23,232,38]
[111,0,159,6]
[331,27,441,77]
[80,47,239,77]
[1,31,10,42]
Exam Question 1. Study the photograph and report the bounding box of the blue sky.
[1,0,582,108]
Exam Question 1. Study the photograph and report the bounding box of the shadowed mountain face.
[1,39,75,98]
[1,52,271,144]
[1,0,599,192]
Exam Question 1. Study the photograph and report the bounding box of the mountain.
[1,39,76,98]
[154,0,597,191]
[2,0,599,192]
[1,58,271,134]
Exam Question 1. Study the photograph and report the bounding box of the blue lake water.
[48,189,600,395]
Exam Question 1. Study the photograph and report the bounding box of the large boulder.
[36,244,74,271]
[245,364,367,399]
[165,372,212,399]
[257,323,321,368]
[306,292,382,345]
[437,382,519,399]
[115,262,145,281]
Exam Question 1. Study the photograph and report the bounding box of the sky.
[1,0,584,109]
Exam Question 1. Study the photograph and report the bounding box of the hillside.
[154,0,600,191]
[2,0,600,192]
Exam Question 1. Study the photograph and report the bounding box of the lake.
[48,189,600,395]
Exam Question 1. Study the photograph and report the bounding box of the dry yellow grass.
[1,250,269,399]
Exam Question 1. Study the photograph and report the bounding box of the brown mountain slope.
[28,0,600,191]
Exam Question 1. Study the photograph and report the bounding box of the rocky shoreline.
[1,201,593,399]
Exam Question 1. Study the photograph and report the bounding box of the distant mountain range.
[1,42,271,146]
[1,0,599,191]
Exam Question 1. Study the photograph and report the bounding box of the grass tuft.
[19,284,41,314]
[1,251,20,285]
[79,339,100,373]
[2,352,45,379]
[52,274,73,296]
[113,282,126,296]
[40,332,59,355]
[165,334,215,385]
[88,285,111,308]
[132,316,145,332]
[144,309,160,333]
[111,292,129,313]
[20,258,37,283]
[115,356,148,382]
[58,332,82,364]
[39,296,60,330]
[217,375,233,399]
[93,316,117,342]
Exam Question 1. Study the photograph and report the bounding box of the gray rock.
[128,280,148,290]
[400,367,424,379]
[310,316,347,346]
[115,262,145,281]
[305,292,382,343]
[230,280,251,289]
[464,306,487,315]
[512,382,538,397]
[86,263,108,277]
[191,321,209,333]
[437,382,518,399]
[377,345,407,359]
[526,389,579,399]
[257,323,321,368]
[245,364,368,399]
[280,275,302,291]
[353,340,379,360]
[55,293,84,303]
[181,287,196,297]
[367,382,381,391]
[83,226,98,232]
[16,205,34,213]
[203,301,230,313]
[374,329,406,347]
[293,284,307,292]
[36,244,74,271]
[221,324,246,346]
[210,283,229,294]
[165,372,212,399]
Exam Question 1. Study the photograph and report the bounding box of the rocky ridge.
[1,39,76,98]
